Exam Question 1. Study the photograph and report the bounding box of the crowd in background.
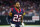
[0,0,40,16]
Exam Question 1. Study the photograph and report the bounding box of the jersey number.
[13,15,22,22]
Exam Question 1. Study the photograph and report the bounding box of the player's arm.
[8,8,13,24]
[21,12,26,26]
[8,8,13,17]
[21,9,26,23]
[21,12,26,23]
[21,9,26,26]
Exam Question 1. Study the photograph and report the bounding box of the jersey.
[10,8,24,24]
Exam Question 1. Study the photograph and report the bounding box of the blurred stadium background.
[0,0,40,27]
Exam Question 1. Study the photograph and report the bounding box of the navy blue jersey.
[10,8,24,24]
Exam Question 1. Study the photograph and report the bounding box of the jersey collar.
[15,8,21,13]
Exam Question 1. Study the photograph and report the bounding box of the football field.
[0,25,40,27]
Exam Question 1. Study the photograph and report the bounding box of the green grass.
[0,25,10,26]
[0,25,40,26]
[24,24,40,26]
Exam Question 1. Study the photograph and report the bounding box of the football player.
[8,2,25,27]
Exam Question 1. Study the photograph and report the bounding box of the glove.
[22,22,24,26]
[9,12,12,17]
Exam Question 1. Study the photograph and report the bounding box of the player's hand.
[22,22,24,26]
[9,12,12,16]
